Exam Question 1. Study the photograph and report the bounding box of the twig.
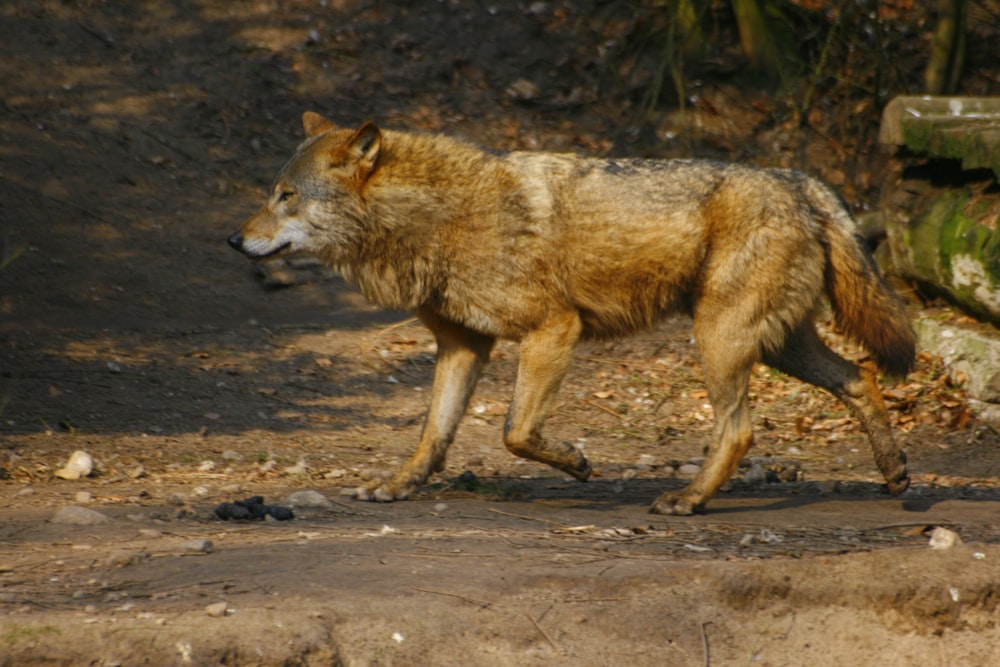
[859,520,956,533]
[77,22,115,48]
[411,586,491,608]
[582,398,628,420]
[525,611,559,652]
[487,507,566,527]
[700,621,712,667]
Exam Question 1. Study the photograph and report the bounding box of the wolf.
[228,112,914,514]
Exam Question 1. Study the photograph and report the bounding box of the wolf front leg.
[354,310,494,502]
[503,310,592,481]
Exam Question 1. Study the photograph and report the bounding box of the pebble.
[285,490,333,509]
[52,506,110,525]
[677,463,701,476]
[324,468,346,479]
[636,454,657,467]
[181,539,214,554]
[283,458,308,475]
[75,491,94,504]
[816,480,841,494]
[104,551,145,568]
[742,462,767,486]
[54,450,94,480]
[928,526,962,550]
[205,601,229,618]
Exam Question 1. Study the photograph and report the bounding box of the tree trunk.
[925,0,967,94]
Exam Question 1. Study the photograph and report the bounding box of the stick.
[411,587,491,608]
[525,611,559,652]
[582,399,628,420]
[700,621,712,667]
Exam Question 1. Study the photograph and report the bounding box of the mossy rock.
[882,163,1000,326]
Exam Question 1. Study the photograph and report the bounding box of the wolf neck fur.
[331,130,505,311]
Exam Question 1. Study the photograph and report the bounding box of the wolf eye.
[276,190,295,203]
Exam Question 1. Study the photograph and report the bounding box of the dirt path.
[2,2,999,665]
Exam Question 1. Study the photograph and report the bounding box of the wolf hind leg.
[763,323,909,494]
[354,310,494,502]
[503,310,592,481]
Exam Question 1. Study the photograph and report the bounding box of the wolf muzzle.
[227,232,244,252]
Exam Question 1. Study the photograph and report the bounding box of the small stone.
[54,450,94,480]
[507,78,539,100]
[677,463,701,476]
[637,454,657,467]
[104,551,145,568]
[285,490,332,509]
[128,465,147,479]
[816,480,841,494]
[221,450,243,462]
[181,539,214,554]
[205,601,229,617]
[324,468,346,479]
[197,460,215,473]
[283,458,308,476]
[75,491,94,504]
[929,526,962,550]
[742,462,767,486]
[52,506,110,525]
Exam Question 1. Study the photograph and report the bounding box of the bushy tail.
[807,181,916,378]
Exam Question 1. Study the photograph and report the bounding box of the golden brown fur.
[229,112,915,514]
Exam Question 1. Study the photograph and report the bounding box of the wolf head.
[227,112,381,262]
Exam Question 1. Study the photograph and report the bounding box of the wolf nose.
[227,232,243,250]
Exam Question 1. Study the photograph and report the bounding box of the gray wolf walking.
[228,112,914,514]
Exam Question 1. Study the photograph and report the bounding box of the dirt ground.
[2,1,999,665]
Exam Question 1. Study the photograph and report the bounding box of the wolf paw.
[562,457,593,482]
[352,481,413,503]
[649,493,703,516]
[885,470,910,496]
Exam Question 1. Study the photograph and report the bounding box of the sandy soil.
[2,1,999,665]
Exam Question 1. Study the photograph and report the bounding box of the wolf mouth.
[227,232,291,260]
[254,241,292,259]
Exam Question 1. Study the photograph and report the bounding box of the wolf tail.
[806,180,916,378]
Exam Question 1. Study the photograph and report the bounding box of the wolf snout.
[227,231,244,252]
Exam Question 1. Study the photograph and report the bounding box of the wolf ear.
[302,111,337,137]
[348,121,382,180]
